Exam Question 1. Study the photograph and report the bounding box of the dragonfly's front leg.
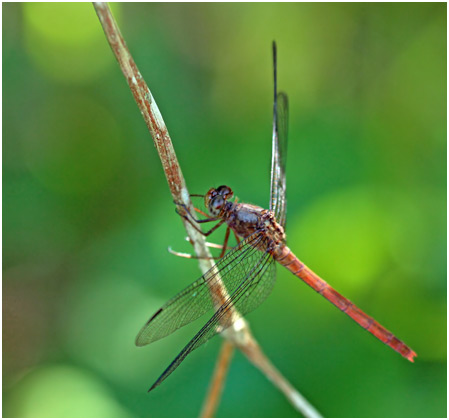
[172,202,232,259]
[175,203,225,236]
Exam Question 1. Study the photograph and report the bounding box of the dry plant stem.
[237,333,322,418]
[200,341,235,418]
[93,2,211,273]
[93,3,322,418]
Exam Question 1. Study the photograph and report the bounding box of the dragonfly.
[136,42,416,392]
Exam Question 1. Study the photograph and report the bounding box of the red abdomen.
[273,245,417,362]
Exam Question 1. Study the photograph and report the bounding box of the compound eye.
[212,196,224,209]
[216,185,230,195]
[211,196,224,213]
[216,185,233,199]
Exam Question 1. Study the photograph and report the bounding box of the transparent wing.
[136,232,271,346]
[270,43,289,228]
[270,92,288,227]
[149,242,276,390]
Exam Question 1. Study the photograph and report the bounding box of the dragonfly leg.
[202,219,227,236]
[184,236,233,251]
[219,226,231,258]
[170,226,234,260]
[168,247,216,260]
[175,203,219,225]
[205,240,233,250]
[193,207,209,218]
[177,205,226,237]
[186,218,226,237]
[175,206,222,237]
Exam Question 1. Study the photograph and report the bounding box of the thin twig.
[93,3,322,418]
[200,341,235,418]
[93,2,213,274]
[238,335,322,418]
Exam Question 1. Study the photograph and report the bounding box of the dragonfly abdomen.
[273,245,417,362]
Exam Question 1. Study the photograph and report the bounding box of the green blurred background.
[3,3,446,418]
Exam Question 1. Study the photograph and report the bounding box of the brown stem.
[93,3,322,418]
[237,329,322,418]
[200,341,235,418]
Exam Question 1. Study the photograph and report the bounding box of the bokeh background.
[3,3,446,418]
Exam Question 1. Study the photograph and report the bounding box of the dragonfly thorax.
[261,210,286,245]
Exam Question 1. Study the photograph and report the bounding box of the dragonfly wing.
[136,232,269,346]
[149,243,276,390]
[270,45,289,228]
[272,92,288,228]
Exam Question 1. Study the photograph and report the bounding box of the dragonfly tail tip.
[407,351,417,362]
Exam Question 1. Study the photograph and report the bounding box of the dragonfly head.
[205,185,234,217]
